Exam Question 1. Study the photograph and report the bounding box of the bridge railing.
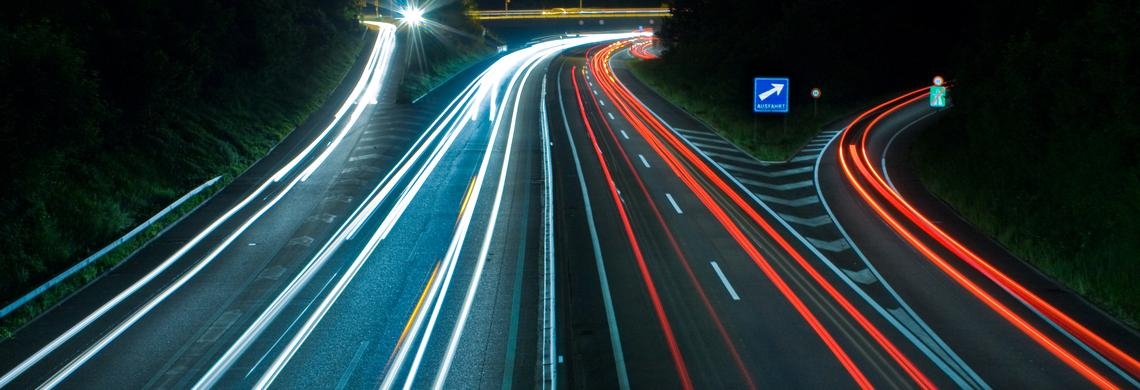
[467,7,671,20]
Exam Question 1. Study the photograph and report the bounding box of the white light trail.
[1,22,400,390]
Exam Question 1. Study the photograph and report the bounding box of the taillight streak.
[581,45,758,390]
[855,92,1140,383]
[592,40,938,389]
[571,64,695,390]
[840,90,1135,388]
[590,41,874,389]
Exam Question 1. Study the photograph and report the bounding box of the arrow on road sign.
[758,83,785,101]
[753,77,789,113]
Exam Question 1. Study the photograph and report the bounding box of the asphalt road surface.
[548,38,1140,389]
[0,24,650,390]
[4,23,1138,390]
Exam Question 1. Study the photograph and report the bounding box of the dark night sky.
[472,0,666,10]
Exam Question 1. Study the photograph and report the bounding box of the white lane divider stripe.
[665,193,683,215]
[638,154,650,168]
[710,261,741,301]
[607,112,615,120]
[431,45,553,389]
[558,63,630,389]
[620,130,630,139]
[10,24,399,390]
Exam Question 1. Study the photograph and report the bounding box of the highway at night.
[1,3,1138,389]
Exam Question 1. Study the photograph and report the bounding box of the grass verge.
[913,119,1139,329]
[629,60,861,161]
[0,32,365,340]
[400,46,494,103]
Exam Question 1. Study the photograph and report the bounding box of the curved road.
[3,25,1138,390]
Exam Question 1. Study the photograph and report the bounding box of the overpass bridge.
[467,7,670,21]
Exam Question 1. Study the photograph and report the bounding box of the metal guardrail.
[468,7,671,20]
[0,175,222,319]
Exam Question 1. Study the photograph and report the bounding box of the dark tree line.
[658,0,963,107]
[915,1,1140,323]
[657,0,1140,323]
[0,0,360,302]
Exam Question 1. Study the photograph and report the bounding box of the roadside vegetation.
[0,0,364,337]
[912,2,1140,327]
[632,1,948,160]
[631,60,868,161]
[637,0,1139,327]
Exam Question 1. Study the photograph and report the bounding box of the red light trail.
[838,87,1138,388]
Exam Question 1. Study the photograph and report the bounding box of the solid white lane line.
[614,69,987,388]
[620,130,630,140]
[205,28,489,389]
[384,61,522,390]
[557,63,631,389]
[334,341,369,390]
[431,44,551,389]
[21,25,399,390]
[881,110,938,192]
[710,262,740,301]
[665,193,683,215]
[607,112,615,120]
[539,73,558,390]
[638,154,650,168]
[406,34,641,390]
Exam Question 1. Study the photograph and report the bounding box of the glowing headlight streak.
[274,21,394,183]
[299,23,397,182]
[198,47,495,389]
[386,33,644,390]
[431,42,562,390]
[0,23,398,390]
[193,32,642,390]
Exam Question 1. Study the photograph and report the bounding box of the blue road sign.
[754,77,789,113]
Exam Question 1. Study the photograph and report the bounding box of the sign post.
[930,76,947,108]
[810,87,821,117]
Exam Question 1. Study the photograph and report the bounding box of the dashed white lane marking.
[600,100,606,106]
[607,112,615,120]
[638,154,651,168]
[621,130,630,139]
[710,261,740,301]
[665,193,683,214]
